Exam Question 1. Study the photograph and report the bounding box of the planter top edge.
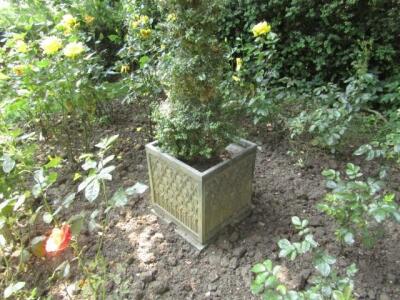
[146,139,257,177]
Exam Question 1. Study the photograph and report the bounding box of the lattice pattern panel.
[149,156,200,233]
[204,154,254,235]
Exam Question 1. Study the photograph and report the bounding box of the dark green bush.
[222,0,400,83]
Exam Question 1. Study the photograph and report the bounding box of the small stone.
[208,253,221,265]
[127,255,135,265]
[229,257,239,269]
[217,238,232,250]
[379,293,390,300]
[190,268,198,275]
[220,256,230,268]
[210,271,219,283]
[367,290,376,299]
[167,256,178,266]
[205,291,212,298]
[229,231,240,243]
[132,290,144,300]
[208,283,217,291]
[134,281,145,290]
[233,247,247,258]
[153,281,169,295]
[140,271,155,284]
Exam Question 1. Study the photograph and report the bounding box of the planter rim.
[145,139,257,176]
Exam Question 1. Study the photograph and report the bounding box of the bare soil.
[36,104,400,300]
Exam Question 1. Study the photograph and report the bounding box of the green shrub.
[319,163,400,247]
[152,0,243,161]
[251,217,357,299]
[222,0,400,83]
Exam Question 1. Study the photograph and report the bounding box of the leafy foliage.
[251,217,357,299]
[152,0,243,161]
[319,164,400,247]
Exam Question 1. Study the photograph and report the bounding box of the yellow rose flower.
[63,42,85,58]
[139,29,152,39]
[236,58,243,71]
[139,15,149,24]
[131,20,140,29]
[84,15,95,25]
[232,75,240,82]
[120,65,130,73]
[167,13,177,22]
[61,14,77,28]
[15,40,28,53]
[252,21,271,37]
[40,36,62,55]
[13,64,26,76]
[59,14,78,34]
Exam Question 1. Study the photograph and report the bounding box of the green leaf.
[250,281,264,294]
[31,236,46,258]
[344,232,355,245]
[110,188,128,207]
[322,169,337,180]
[2,154,16,174]
[0,234,6,248]
[126,182,148,196]
[255,272,269,285]
[68,214,85,236]
[346,263,358,277]
[45,156,62,169]
[315,261,331,277]
[276,284,287,295]
[263,290,280,300]
[95,135,119,150]
[263,259,273,272]
[251,263,266,273]
[62,193,76,208]
[82,159,97,171]
[291,216,301,226]
[4,282,25,298]
[43,212,53,224]
[139,55,150,68]
[85,179,100,202]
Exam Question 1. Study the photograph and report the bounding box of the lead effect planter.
[146,139,257,249]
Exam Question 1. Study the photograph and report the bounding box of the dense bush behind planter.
[222,0,400,83]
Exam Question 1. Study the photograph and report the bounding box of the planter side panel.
[203,150,256,240]
[147,152,201,235]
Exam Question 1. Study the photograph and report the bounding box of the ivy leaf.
[85,179,100,202]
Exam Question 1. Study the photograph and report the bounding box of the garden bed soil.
[37,103,400,299]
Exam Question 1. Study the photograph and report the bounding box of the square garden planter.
[145,139,257,249]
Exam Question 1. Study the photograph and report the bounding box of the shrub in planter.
[146,0,273,248]
[153,0,241,161]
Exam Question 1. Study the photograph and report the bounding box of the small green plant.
[251,217,357,300]
[319,163,400,247]
[72,135,147,298]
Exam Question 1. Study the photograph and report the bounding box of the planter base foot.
[175,227,207,251]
